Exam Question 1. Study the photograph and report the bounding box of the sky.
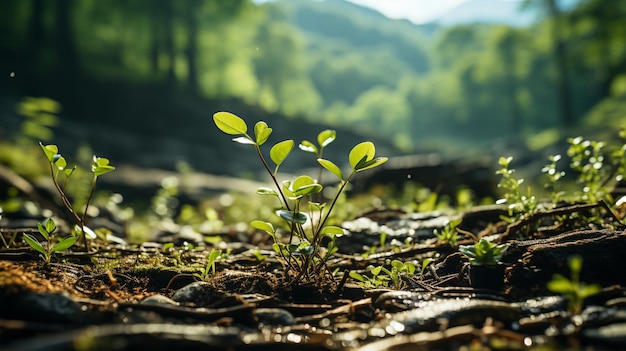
[346,0,471,24]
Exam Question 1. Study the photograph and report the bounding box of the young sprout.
[213,111,387,284]
[547,255,601,315]
[23,218,78,263]
[459,238,509,266]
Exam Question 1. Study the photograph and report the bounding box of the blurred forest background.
[1,0,625,199]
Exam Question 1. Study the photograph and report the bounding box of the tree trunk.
[546,0,574,128]
[184,0,201,95]
[27,0,45,54]
[54,0,80,78]
[164,0,176,87]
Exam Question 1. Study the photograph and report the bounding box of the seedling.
[434,217,462,247]
[547,255,601,315]
[350,259,416,289]
[23,218,78,263]
[459,238,509,266]
[542,155,566,204]
[420,258,433,278]
[495,156,537,222]
[39,143,115,251]
[567,135,626,203]
[349,267,389,288]
[194,249,223,281]
[213,112,387,284]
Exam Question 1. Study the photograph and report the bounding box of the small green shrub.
[547,255,601,315]
[567,134,626,203]
[459,238,509,266]
[23,218,78,263]
[213,111,387,284]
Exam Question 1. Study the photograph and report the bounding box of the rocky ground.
[2,194,626,351]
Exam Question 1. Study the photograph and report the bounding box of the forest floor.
[2,192,626,351]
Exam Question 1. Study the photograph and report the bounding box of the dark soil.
[2,191,626,350]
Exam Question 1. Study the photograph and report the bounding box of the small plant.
[420,258,433,278]
[350,259,416,289]
[386,259,416,289]
[459,238,509,266]
[547,255,601,315]
[567,134,626,203]
[193,249,223,281]
[213,112,387,284]
[495,156,537,221]
[22,218,78,263]
[349,267,389,288]
[39,143,115,251]
[541,154,566,204]
[434,217,462,246]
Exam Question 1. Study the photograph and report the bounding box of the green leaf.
[299,140,318,154]
[270,140,294,167]
[256,187,278,196]
[318,130,336,148]
[309,202,325,211]
[23,233,46,256]
[213,112,247,135]
[349,271,365,282]
[568,255,582,274]
[44,218,56,234]
[320,225,345,237]
[405,263,416,275]
[37,222,50,240]
[64,166,76,177]
[291,175,322,197]
[39,143,58,162]
[292,175,316,189]
[349,142,375,170]
[291,243,314,255]
[277,209,308,224]
[92,157,115,176]
[54,156,67,170]
[547,274,573,293]
[355,157,388,172]
[580,284,601,299]
[281,181,297,199]
[499,156,512,167]
[295,184,323,197]
[51,235,78,252]
[421,258,433,274]
[254,121,272,146]
[207,249,222,265]
[251,220,275,235]
[317,159,343,180]
[371,266,383,276]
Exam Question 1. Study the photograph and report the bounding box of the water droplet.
[523,337,533,346]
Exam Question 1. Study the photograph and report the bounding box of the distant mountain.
[273,0,433,72]
[431,0,584,28]
[433,0,536,27]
